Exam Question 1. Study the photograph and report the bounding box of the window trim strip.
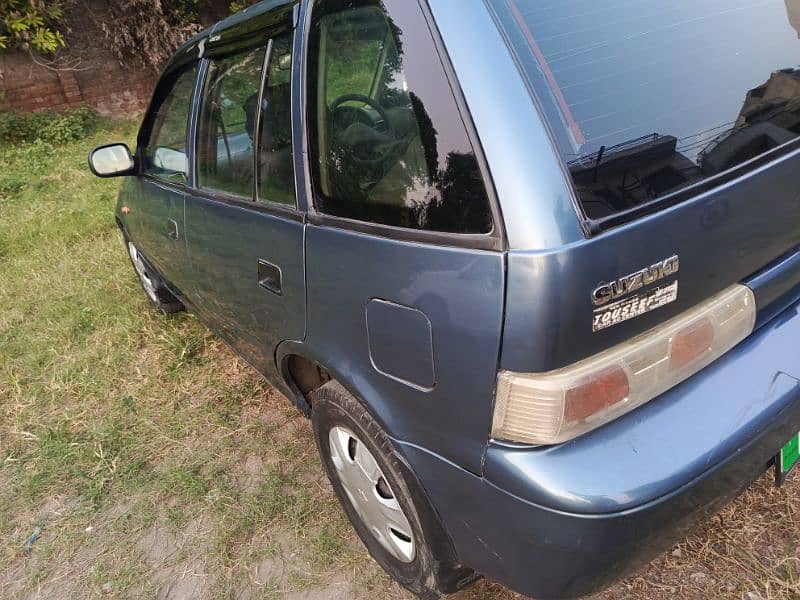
[187,59,208,190]
[188,186,306,222]
[307,211,502,251]
[253,39,275,204]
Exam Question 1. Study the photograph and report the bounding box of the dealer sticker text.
[592,281,679,332]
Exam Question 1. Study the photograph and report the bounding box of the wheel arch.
[275,341,402,442]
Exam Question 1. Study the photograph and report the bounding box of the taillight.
[491,285,756,445]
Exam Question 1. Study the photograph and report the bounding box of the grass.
[0,118,799,599]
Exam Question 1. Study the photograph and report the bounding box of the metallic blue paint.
[426,0,586,250]
[365,299,436,391]
[398,360,800,598]
[120,178,189,294]
[395,296,800,597]
[750,247,800,327]
[486,299,800,513]
[501,145,800,373]
[183,194,306,381]
[102,1,800,598]
[303,224,504,474]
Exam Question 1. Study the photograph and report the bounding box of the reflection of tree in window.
[311,1,492,234]
[416,152,492,234]
[198,48,264,199]
[257,33,296,206]
[144,66,197,182]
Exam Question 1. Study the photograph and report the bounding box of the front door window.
[142,65,198,184]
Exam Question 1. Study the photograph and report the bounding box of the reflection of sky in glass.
[507,0,800,161]
[93,146,132,175]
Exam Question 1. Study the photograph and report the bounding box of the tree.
[229,0,261,13]
[96,0,209,70]
[0,0,263,68]
[0,0,65,54]
[96,0,263,71]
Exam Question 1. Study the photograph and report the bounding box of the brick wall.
[0,50,158,116]
[0,0,230,117]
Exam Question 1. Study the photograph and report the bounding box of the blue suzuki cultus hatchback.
[89,0,800,597]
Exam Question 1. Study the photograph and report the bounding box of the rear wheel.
[312,381,477,599]
[125,238,184,314]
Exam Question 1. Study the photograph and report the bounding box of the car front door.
[185,19,304,381]
[126,63,199,293]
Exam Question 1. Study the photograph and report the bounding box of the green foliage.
[229,0,260,14]
[0,139,53,199]
[0,105,96,145]
[0,0,65,54]
[37,105,97,144]
[0,106,97,201]
[172,0,201,25]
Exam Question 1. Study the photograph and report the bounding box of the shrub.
[0,139,54,200]
[0,106,96,145]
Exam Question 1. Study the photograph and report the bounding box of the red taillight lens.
[564,368,629,422]
[670,318,714,371]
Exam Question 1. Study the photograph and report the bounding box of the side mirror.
[153,147,188,177]
[88,143,136,178]
[277,53,292,70]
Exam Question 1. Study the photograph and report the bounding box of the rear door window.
[196,47,266,199]
[307,0,494,235]
[489,0,800,222]
[257,33,296,206]
[142,65,198,184]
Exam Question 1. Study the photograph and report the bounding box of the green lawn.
[0,120,403,598]
[0,119,798,599]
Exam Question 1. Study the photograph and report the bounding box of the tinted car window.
[142,65,198,184]
[307,0,494,234]
[197,47,266,198]
[489,0,800,220]
[258,33,296,206]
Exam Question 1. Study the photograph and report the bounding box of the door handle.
[258,259,282,295]
[166,219,179,241]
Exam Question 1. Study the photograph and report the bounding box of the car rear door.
[184,11,305,381]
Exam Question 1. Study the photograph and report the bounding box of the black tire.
[312,381,478,599]
[123,235,184,315]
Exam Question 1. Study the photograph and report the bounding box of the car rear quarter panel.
[426,0,586,251]
[298,224,505,474]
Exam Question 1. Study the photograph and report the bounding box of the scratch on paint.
[462,520,503,561]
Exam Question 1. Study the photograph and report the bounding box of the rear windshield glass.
[489,0,800,222]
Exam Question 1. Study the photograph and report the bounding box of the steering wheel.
[329,93,398,166]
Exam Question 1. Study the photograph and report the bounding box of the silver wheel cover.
[128,242,158,303]
[328,426,415,563]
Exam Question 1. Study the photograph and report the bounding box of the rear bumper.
[399,298,800,598]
